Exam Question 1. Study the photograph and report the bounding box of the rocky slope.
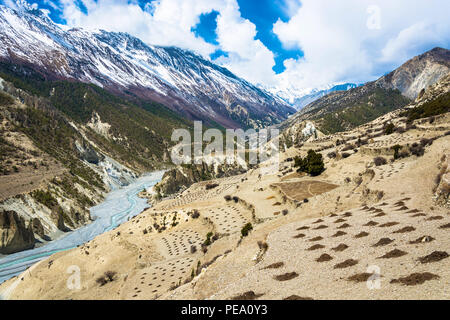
[0,3,294,129]
[153,162,247,198]
[377,47,450,99]
[0,210,34,254]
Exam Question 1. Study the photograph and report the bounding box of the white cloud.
[273,0,450,91]
[54,0,278,85]
[214,0,277,86]
[13,0,449,93]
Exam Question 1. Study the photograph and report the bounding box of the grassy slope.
[312,87,411,134]
[0,61,193,170]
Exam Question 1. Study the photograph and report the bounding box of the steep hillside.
[376,47,450,99]
[0,4,294,129]
[0,61,192,254]
[283,48,449,135]
[0,61,191,170]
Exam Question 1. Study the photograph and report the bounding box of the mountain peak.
[377,47,450,99]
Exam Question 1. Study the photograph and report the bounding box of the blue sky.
[190,1,303,73]
[2,0,449,94]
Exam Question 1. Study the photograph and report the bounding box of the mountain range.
[0,4,294,129]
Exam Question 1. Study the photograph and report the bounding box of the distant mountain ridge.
[262,83,358,111]
[0,4,294,129]
[290,83,359,110]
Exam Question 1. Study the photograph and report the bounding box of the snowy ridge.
[264,83,358,110]
[0,4,294,129]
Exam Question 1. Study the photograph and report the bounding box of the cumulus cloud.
[214,0,277,86]
[10,0,449,92]
[53,0,278,85]
[273,0,450,90]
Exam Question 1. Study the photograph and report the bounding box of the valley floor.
[0,111,449,300]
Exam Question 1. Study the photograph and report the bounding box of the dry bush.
[205,183,219,190]
[191,209,200,219]
[373,157,387,166]
[342,144,355,151]
[96,271,117,286]
[327,151,337,159]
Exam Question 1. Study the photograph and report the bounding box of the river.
[0,171,164,284]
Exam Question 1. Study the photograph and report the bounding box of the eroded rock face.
[0,210,35,254]
[155,168,191,196]
[154,163,246,197]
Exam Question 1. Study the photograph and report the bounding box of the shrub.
[224,195,232,201]
[257,241,268,250]
[282,209,289,216]
[191,210,200,219]
[391,145,402,159]
[409,143,424,157]
[327,151,337,159]
[232,196,239,203]
[356,138,368,146]
[96,276,108,286]
[420,138,433,147]
[104,271,116,282]
[241,223,253,237]
[31,189,58,209]
[395,127,406,134]
[398,151,410,159]
[203,232,214,246]
[205,183,219,190]
[342,144,355,151]
[190,245,197,254]
[96,271,116,286]
[0,91,14,106]
[341,152,351,159]
[373,157,387,166]
[384,123,395,135]
[294,150,325,176]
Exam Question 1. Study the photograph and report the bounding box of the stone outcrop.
[0,210,35,254]
[155,163,246,197]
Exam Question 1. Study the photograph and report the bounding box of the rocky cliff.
[0,210,34,254]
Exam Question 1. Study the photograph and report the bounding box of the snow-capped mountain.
[0,3,294,129]
[266,83,358,110]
